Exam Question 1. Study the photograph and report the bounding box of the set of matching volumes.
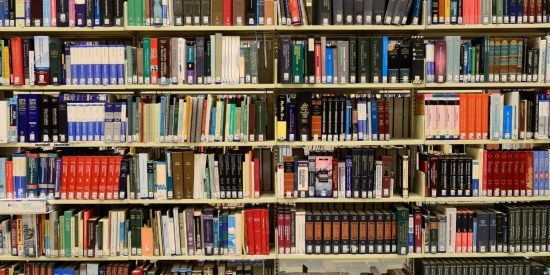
[278,36,425,84]
[277,205,412,255]
[0,206,270,258]
[299,0,423,26]
[415,258,548,275]
[2,260,276,275]
[426,35,550,84]
[275,93,412,142]
[129,94,269,143]
[426,203,550,254]
[466,148,550,197]
[418,153,476,198]
[418,91,550,141]
[276,147,410,199]
[128,0,276,26]
[0,148,274,201]
[0,34,270,87]
[0,0,124,28]
[428,0,550,25]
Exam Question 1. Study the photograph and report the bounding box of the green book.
[147,160,155,198]
[204,166,211,199]
[126,46,133,84]
[127,0,135,26]
[166,151,173,199]
[59,215,64,256]
[393,205,409,255]
[291,43,304,84]
[49,38,63,85]
[255,100,267,141]
[143,38,151,84]
[250,41,259,84]
[242,46,251,84]
[206,41,211,83]
[241,101,248,141]
[228,103,236,139]
[63,209,74,257]
[139,0,146,26]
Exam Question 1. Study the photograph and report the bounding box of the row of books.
[418,91,550,141]
[428,0,550,25]
[282,0,423,26]
[0,148,274,201]
[0,35,273,86]
[128,0,276,26]
[0,207,270,258]
[275,94,412,142]
[426,36,550,84]
[276,147,410,199]
[276,203,550,256]
[418,153,475,198]
[415,258,549,275]
[0,93,271,144]
[0,0,124,28]
[278,36,425,84]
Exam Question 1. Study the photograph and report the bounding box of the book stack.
[276,147,410,199]
[279,36,425,84]
[426,203,550,254]
[276,204,413,255]
[276,93,412,142]
[428,0,550,25]
[415,258,546,274]
[426,35,550,84]
[0,148,274,201]
[127,0,276,26]
[0,0,125,27]
[282,0,423,26]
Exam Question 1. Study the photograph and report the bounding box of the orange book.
[459,94,467,139]
[438,0,445,23]
[141,227,154,256]
[106,156,119,200]
[475,94,483,139]
[82,208,94,255]
[310,98,322,140]
[264,0,274,25]
[5,160,13,199]
[283,156,295,197]
[9,38,23,86]
[481,94,489,139]
[112,156,123,199]
[150,38,159,84]
[201,99,208,141]
[467,94,476,140]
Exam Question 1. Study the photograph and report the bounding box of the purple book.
[434,40,446,83]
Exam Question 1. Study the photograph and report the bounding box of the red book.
[150,38,159,84]
[245,210,256,255]
[61,157,69,199]
[506,151,514,196]
[68,156,77,200]
[276,209,285,254]
[106,156,117,200]
[536,0,542,22]
[501,151,509,197]
[223,0,233,25]
[459,94,467,140]
[486,151,493,196]
[253,158,261,198]
[526,151,533,196]
[261,209,269,255]
[10,38,24,86]
[314,43,322,83]
[384,101,390,140]
[382,155,392,198]
[82,208,94,255]
[482,150,488,196]
[83,157,92,200]
[145,0,151,25]
[413,208,422,253]
[493,151,501,196]
[252,209,263,255]
[112,156,123,199]
[5,160,13,199]
[98,157,108,200]
[91,156,101,200]
[50,0,57,27]
[377,100,385,141]
[513,152,520,196]
[434,40,446,83]
[75,156,85,200]
[332,159,338,198]
[519,152,527,196]
[475,94,483,139]
[481,94,489,139]
[288,0,301,25]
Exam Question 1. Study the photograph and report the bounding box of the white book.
[374,160,382,198]
[539,38,547,83]
[277,163,284,199]
[155,162,168,200]
[338,161,346,198]
[161,214,170,256]
[178,212,187,255]
[202,95,212,142]
[109,211,118,256]
[503,91,520,140]
[138,153,149,199]
[441,206,457,254]
[0,101,8,143]
[193,155,202,199]
[168,216,176,255]
[172,208,181,255]
[99,217,110,256]
[235,211,243,255]
[243,154,249,198]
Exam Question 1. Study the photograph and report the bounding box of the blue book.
[357,101,365,141]
[213,215,219,254]
[75,0,86,26]
[153,0,162,26]
[8,97,17,143]
[287,102,297,141]
[345,156,352,198]
[407,214,414,252]
[94,0,101,26]
[426,42,435,83]
[0,158,5,198]
[117,46,125,85]
[109,46,118,85]
[39,156,49,198]
[162,1,168,25]
[326,47,334,84]
[120,102,126,142]
[24,0,30,26]
[502,105,513,139]
[228,214,235,253]
[55,158,61,198]
[229,103,236,140]
[450,0,457,24]
[382,36,388,83]
[102,46,110,85]
[345,99,351,141]
[472,219,478,251]
[165,152,173,199]
[17,95,28,142]
[42,0,50,27]
[544,151,549,195]
[370,101,378,141]
[0,0,4,26]
[93,48,102,85]
[210,107,217,139]
[98,103,106,141]
[534,151,540,196]
[160,96,167,141]
[27,94,40,142]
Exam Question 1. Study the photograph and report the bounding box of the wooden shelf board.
[280,193,423,203]
[0,141,276,148]
[424,82,547,88]
[424,139,550,145]
[130,253,277,261]
[424,196,550,203]
[125,26,275,32]
[275,25,425,32]
[277,139,424,146]
[425,23,550,30]
[0,256,129,261]
[276,83,423,89]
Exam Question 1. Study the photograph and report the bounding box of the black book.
[372,0,386,24]
[313,211,323,254]
[86,0,95,26]
[358,37,370,83]
[245,0,256,25]
[100,0,113,26]
[332,0,344,24]
[8,0,15,26]
[360,148,369,198]
[192,0,201,25]
[351,149,362,198]
[50,96,59,142]
[58,102,68,143]
[398,39,411,83]
[49,38,63,85]
[224,154,234,198]
[201,0,211,25]
[488,210,497,253]
[40,96,50,142]
[279,37,292,84]
[363,0,373,24]
[183,0,193,25]
[370,36,382,83]
[196,37,205,84]
[296,93,311,141]
[327,97,333,140]
[30,0,43,26]
[235,154,243,198]
[173,0,184,25]
[114,0,124,26]
[353,0,363,24]
[374,210,384,253]
[339,97,345,141]
[384,0,398,24]
[22,38,30,85]
[322,211,332,254]
[339,210,350,254]
[348,37,357,84]
[320,0,333,25]
[331,211,341,253]
[431,0,438,24]
[307,37,315,83]
[349,211,359,254]
[305,212,314,254]
[217,155,226,198]
[321,96,328,140]
[411,36,425,83]
[388,42,399,83]
[464,157,472,196]
[56,0,69,27]
[456,157,464,196]
[261,149,272,192]
[343,0,354,24]
[366,148,374,197]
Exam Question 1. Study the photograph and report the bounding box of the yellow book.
[183,96,192,141]
[3,47,10,85]
[445,0,451,24]
[276,95,287,140]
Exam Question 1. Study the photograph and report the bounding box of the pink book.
[50,0,57,27]
[68,0,75,26]
[434,41,446,83]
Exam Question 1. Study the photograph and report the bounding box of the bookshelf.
[3,1,550,274]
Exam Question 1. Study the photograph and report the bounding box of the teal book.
[166,151,173,199]
[229,102,236,140]
[143,38,151,84]
[64,209,75,257]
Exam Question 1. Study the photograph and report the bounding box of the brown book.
[171,151,184,199]
[182,151,195,199]
[258,40,274,84]
[283,156,295,197]
[137,48,144,84]
[159,38,171,84]
[310,97,322,140]
[261,148,273,192]
[211,0,224,25]
[141,227,154,256]
[264,0,274,25]
[145,0,151,25]
[233,0,245,25]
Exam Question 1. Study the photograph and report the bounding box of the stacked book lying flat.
[276,147,410,199]
[0,148,274,201]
